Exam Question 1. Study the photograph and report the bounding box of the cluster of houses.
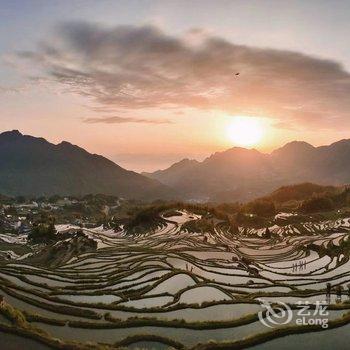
[0,195,123,237]
[0,197,78,235]
[0,210,32,235]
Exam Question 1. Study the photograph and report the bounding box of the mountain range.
[0,130,172,199]
[144,139,350,202]
[2,129,350,202]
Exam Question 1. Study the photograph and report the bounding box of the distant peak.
[208,146,261,159]
[0,130,22,137]
[226,146,259,153]
[58,141,73,147]
[58,141,79,149]
[327,139,350,147]
[158,158,199,172]
[272,140,315,155]
[57,140,88,154]
[281,140,314,149]
[172,158,198,166]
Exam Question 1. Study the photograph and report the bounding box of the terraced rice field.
[1,211,350,349]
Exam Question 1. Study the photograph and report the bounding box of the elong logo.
[257,299,329,329]
[257,298,293,328]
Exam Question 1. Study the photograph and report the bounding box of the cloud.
[0,86,22,94]
[18,21,350,129]
[83,116,172,124]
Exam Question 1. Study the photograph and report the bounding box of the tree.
[246,200,276,217]
[28,222,56,243]
[299,196,334,213]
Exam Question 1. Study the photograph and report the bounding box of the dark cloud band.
[83,116,172,124]
[18,21,350,130]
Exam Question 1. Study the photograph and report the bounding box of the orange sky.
[1,1,350,171]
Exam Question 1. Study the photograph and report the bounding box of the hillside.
[146,147,282,201]
[3,130,350,203]
[0,130,173,199]
[261,183,339,203]
[145,140,350,201]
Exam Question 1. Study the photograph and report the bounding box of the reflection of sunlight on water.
[179,286,231,304]
[3,208,350,348]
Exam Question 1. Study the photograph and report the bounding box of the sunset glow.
[227,117,264,147]
[2,3,350,349]
[1,1,350,171]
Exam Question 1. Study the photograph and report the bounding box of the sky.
[1,0,350,171]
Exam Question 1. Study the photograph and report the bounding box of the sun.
[226,117,264,147]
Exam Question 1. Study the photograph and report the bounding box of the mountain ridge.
[0,130,174,199]
[3,130,350,202]
[145,138,350,201]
